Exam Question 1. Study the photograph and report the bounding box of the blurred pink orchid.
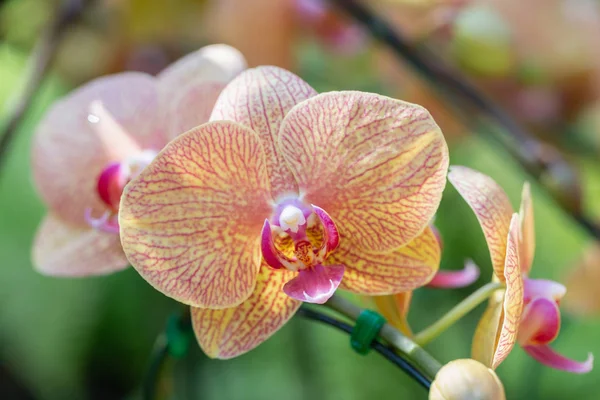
[31,44,246,276]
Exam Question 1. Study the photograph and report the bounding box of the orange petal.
[119,121,273,308]
[448,166,514,280]
[32,73,163,226]
[210,66,317,199]
[519,182,535,274]
[333,226,441,295]
[33,214,128,276]
[279,92,449,252]
[474,214,524,369]
[192,264,301,359]
[372,292,413,336]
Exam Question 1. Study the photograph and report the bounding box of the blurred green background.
[2,0,600,399]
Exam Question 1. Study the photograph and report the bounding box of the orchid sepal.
[523,345,594,374]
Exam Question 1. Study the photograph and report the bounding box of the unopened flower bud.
[429,359,506,400]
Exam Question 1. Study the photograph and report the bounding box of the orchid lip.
[261,199,345,302]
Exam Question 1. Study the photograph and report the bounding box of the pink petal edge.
[283,264,345,304]
[313,205,340,253]
[523,345,593,374]
[427,259,480,288]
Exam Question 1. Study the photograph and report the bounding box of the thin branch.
[0,0,92,166]
[330,0,600,239]
[297,307,432,390]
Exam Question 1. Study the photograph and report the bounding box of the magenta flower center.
[85,149,156,234]
[260,198,344,304]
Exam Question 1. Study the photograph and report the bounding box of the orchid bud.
[429,359,506,400]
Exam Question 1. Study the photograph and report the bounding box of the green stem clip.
[350,309,387,355]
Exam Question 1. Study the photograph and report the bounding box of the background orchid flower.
[119,65,449,358]
[448,166,593,373]
[31,44,247,277]
[564,242,600,317]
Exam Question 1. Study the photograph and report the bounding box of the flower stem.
[413,281,504,346]
[297,307,432,389]
[324,294,443,380]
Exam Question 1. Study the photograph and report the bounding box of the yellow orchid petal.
[373,292,414,336]
[519,182,535,274]
[472,290,504,368]
[33,214,128,276]
[333,227,441,295]
[119,121,272,308]
[493,214,525,369]
[192,264,301,359]
[210,66,317,199]
[279,91,449,252]
[448,166,513,281]
[472,214,524,369]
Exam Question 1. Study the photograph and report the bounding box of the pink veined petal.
[283,264,345,304]
[210,66,318,199]
[491,213,524,369]
[334,227,440,295]
[448,166,514,281]
[32,73,164,227]
[279,91,449,252]
[192,264,301,359]
[518,297,561,346]
[523,278,566,304]
[119,121,273,308]
[523,345,593,374]
[32,214,128,276]
[427,259,480,288]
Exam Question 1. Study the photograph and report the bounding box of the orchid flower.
[31,45,247,276]
[119,66,449,358]
[448,166,593,373]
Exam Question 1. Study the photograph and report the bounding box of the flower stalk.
[324,294,442,379]
[414,281,505,346]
